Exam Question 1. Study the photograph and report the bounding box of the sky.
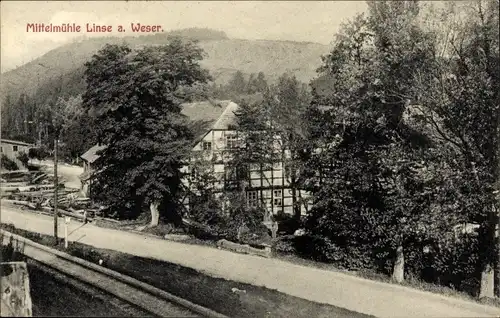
[0,1,368,72]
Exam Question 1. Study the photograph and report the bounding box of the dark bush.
[185,221,220,241]
[28,147,50,160]
[273,235,296,255]
[430,235,481,296]
[1,154,18,171]
[273,213,302,235]
[239,223,273,246]
[294,235,342,263]
[293,234,377,270]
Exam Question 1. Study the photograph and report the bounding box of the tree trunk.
[478,218,496,299]
[392,244,405,283]
[150,201,160,227]
[479,263,495,299]
[291,182,298,218]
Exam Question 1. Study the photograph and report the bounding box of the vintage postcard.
[1,1,499,317]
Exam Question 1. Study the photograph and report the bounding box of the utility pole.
[53,136,59,240]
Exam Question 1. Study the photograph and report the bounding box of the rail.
[0,229,229,318]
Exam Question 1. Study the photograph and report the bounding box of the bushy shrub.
[224,193,266,243]
[272,235,296,255]
[273,213,302,235]
[239,223,272,246]
[188,193,229,238]
[430,235,481,295]
[1,154,18,171]
[293,232,378,270]
[188,191,270,245]
[28,147,50,160]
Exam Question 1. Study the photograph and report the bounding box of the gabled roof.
[181,100,239,141]
[181,100,237,129]
[80,145,106,163]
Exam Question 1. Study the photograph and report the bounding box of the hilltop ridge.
[1,28,330,100]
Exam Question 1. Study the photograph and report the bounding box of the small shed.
[0,139,35,171]
[79,145,106,197]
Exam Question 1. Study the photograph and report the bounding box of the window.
[226,135,239,149]
[202,141,212,151]
[247,191,258,207]
[13,145,18,152]
[273,190,282,206]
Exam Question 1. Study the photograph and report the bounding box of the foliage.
[303,1,466,278]
[272,235,296,255]
[16,151,29,168]
[413,0,499,297]
[52,95,98,161]
[187,186,269,244]
[210,71,269,100]
[82,38,212,220]
[187,152,270,244]
[224,192,267,242]
[28,146,50,160]
[1,154,18,171]
[186,156,229,236]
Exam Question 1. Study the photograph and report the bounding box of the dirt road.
[1,204,499,318]
[31,160,83,189]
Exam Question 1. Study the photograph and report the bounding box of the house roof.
[181,100,237,129]
[0,139,35,147]
[181,100,238,141]
[80,100,240,159]
[80,145,106,163]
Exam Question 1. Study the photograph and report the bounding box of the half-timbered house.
[79,100,312,220]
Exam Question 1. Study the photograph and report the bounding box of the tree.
[255,72,268,93]
[52,95,97,161]
[415,0,500,298]
[227,71,247,94]
[82,38,212,226]
[304,1,461,282]
[185,152,227,235]
[264,73,311,221]
[246,73,257,94]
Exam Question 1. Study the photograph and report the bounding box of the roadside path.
[1,204,499,318]
[30,159,83,189]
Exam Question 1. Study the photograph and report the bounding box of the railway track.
[1,229,228,318]
[27,260,152,317]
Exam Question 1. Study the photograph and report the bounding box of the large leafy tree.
[415,0,500,298]
[228,74,311,223]
[305,1,460,281]
[265,74,311,221]
[82,38,211,226]
[51,95,97,162]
